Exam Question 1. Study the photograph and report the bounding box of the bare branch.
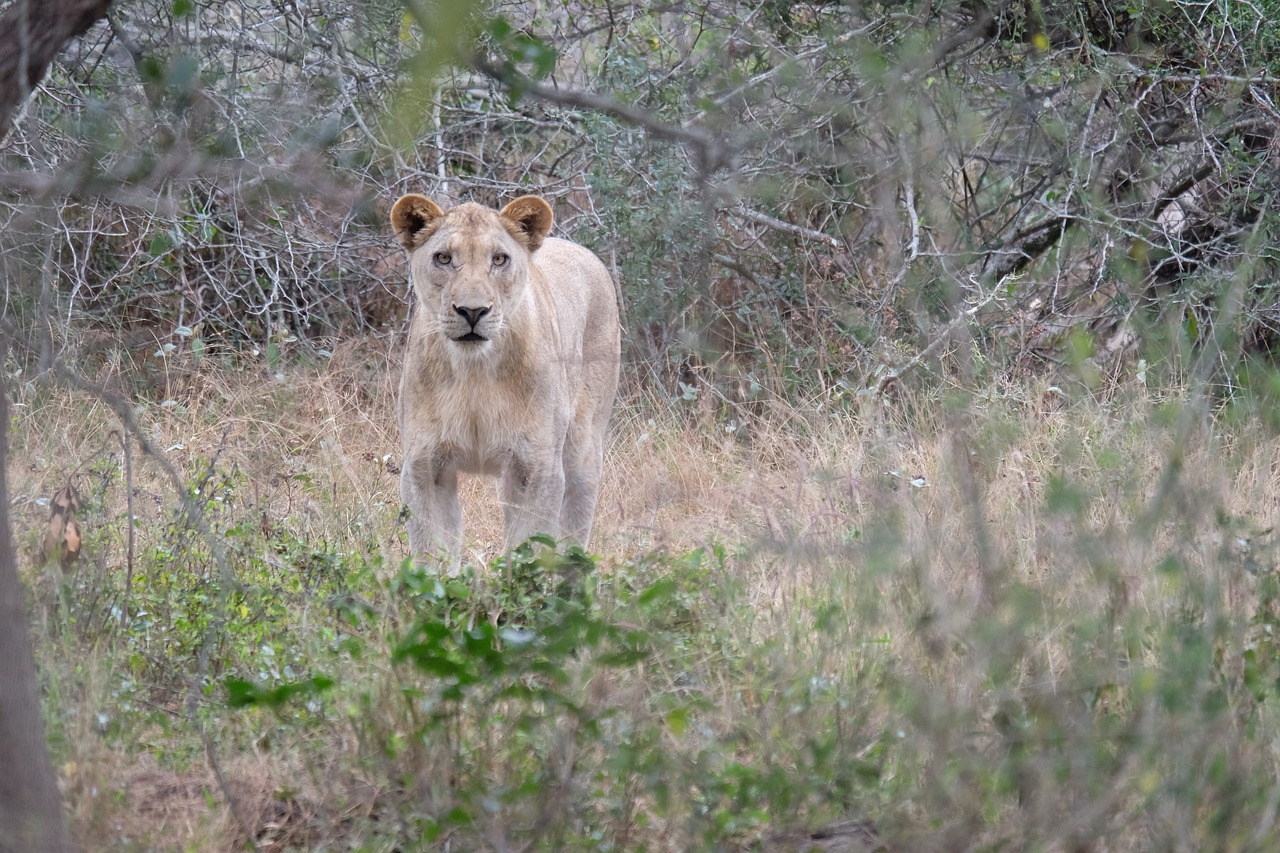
[467,56,732,172]
[728,206,839,248]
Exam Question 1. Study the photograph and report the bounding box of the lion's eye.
[433,251,452,266]
[492,253,509,268]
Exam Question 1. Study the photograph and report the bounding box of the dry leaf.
[40,479,83,571]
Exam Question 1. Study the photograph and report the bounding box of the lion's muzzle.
[452,304,492,342]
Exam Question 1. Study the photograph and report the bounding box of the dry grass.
[11,339,1280,851]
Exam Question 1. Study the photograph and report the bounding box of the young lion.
[390,193,620,567]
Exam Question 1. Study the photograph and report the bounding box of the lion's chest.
[440,386,525,474]
[402,365,551,476]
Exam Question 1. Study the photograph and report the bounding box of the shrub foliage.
[4,0,1277,395]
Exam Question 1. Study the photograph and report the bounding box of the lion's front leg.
[560,447,604,547]
[499,455,566,551]
[401,449,463,570]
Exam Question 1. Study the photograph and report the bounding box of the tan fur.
[390,194,621,566]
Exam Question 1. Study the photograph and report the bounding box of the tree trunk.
[0,0,114,131]
[0,1,115,849]
[0,344,73,852]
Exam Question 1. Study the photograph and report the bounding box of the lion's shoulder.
[532,237,618,328]
[535,236,607,270]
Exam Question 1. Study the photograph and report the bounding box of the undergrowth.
[11,343,1280,851]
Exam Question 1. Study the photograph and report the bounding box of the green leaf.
[666,706,689,736]
[1044,474,1086,516]
[148,231,173,257]
[638,576,678,606]
[443,579,471,600]
[166,54,200,93]
[486,16,513,40]
[139,54,165,84]
[485,15,558,80]
[225,675,334,709]
[597,646,650,667]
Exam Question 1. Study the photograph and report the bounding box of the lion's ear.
[500,195,554,252]
[391,194,445,251]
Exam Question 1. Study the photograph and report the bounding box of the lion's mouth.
[454,332,488,342]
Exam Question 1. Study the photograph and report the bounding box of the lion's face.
[390,196,554,355]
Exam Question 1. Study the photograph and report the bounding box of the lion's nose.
[454,305,491,328]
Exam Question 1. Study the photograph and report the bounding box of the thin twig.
[864,279,1008,395]
[728,206,840,248]
[119,428,134,627]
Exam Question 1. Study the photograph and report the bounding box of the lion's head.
[390,195,554,355]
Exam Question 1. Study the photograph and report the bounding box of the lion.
[390,193,621,567]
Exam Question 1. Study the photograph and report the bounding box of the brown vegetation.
[4,0,1280,849]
